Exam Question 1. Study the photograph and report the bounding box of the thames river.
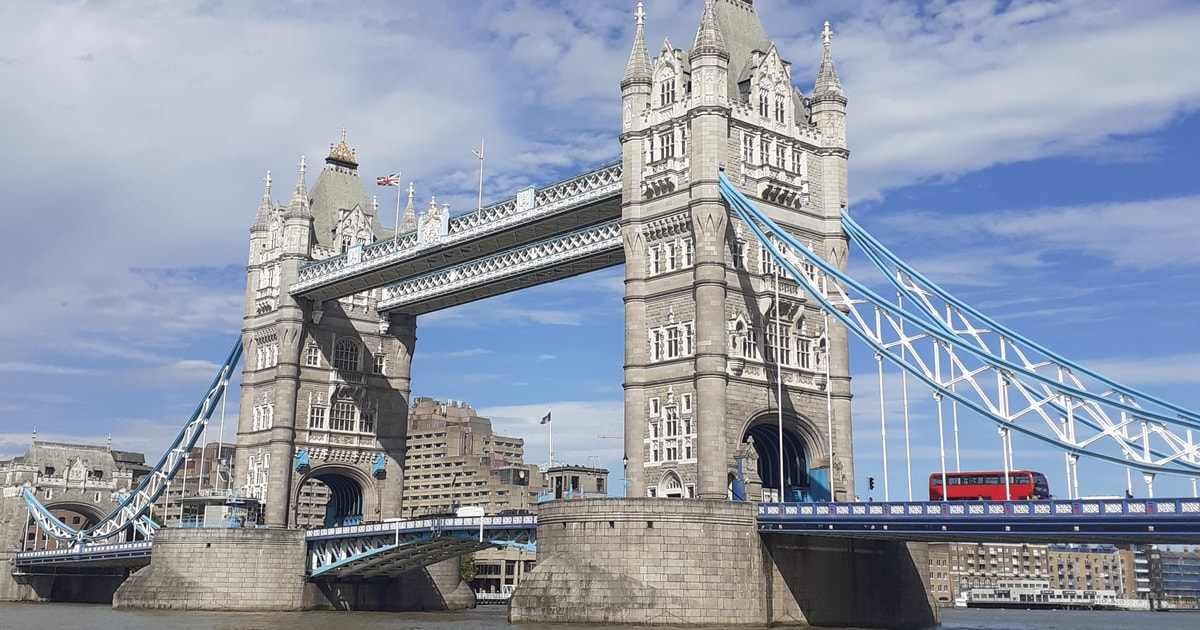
[1,603,1198,630]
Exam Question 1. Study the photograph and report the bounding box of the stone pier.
[509,498,937,629]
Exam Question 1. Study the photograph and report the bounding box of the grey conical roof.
[813,21,843,96]
[252,170,274,230]
[622,4,652,88]
[691,0,771,101]
[285,157,311,219]
[308,136,388,249]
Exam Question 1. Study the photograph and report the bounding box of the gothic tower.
[621,1,853,501]
[237,132,417,527]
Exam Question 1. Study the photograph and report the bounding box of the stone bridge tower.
[237,133,416,528]
[620,1,853,501]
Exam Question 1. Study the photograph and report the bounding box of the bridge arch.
[740,410,830,502]
[293,463,376,528]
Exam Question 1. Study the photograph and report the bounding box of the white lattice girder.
[377,220,623,314]
[720,175,1200,476]
[292,162,622,303]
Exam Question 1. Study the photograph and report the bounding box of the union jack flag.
[376,172,402,186]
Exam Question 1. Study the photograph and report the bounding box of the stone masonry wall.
[113,528,306,610]
[509,498,800,626]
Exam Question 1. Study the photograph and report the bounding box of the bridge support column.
[510,499,937,629]
[114,528,307,611]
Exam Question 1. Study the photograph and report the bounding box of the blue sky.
[1,0,1198,500]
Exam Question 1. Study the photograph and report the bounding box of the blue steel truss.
[719,173,1200,483]
[23,339,243,544]
[306,515,536,579]
[759,498,1200,543]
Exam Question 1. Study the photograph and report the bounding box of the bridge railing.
[15,540,154,565]
[305,514,537,541]
[759,498,1200,520]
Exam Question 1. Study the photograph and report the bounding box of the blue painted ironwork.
[295,447,310,473]
[22,339,243,544]
[306,515,537,579]
[759,498,1200,543]
[371,453,385,479]
[15,540,154,568]
[719,173,1200,479]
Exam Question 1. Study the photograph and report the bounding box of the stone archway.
[293,464,375,528]
[655,471,685,498]
[741,412,829,502]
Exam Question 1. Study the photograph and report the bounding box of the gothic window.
[776,143,786,168]
[680,125,688,155]
[650,422,660,439]
[647,135,656,164]
[331,401,355,432]
[682,393,693,414]
[373,354,386,375]
[775,95,786,123]
[359,410,375,434]
[742,132,754,165]
[651,445,661,463]
[684,238,694,267]
[792,147,803,173]
[665,407,679,437]
[798,337,813,369]
[341,234,352,254]
[650,245,662,275]
[731,239,746,269]
[744,328,760,360]
[660,75,675,106]
[667,241,678,270]
[308,406,327,430]
[658,131,674,160]
[333,339,361,372]
[759,240,783,276]
[665,440,678,461]
[649,397,661,417]
[760,138,770,165]
[649,321,695,362]
[766,312,792,365]
[305,345,321,367]
[759,92,769,117]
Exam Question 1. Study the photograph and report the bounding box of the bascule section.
[238,132,417,529]
[618,0,852,503]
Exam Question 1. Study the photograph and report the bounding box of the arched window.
[333,339,361,372]
[662,473,683,497]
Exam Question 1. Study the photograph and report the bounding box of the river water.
[0,603,1197,630]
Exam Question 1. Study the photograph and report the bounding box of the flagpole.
[393,170,403,241]
[548,407,553,469]
[473,139,485,211]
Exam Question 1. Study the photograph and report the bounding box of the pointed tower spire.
[285,155,311,217]
[252,170,274,229]
[814,21,843,96]
[399,181,418,233]
[690,0,728,61]
[622,3,652,89]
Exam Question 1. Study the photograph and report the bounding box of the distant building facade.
[0,440,151,549]
[928,541,1151,605]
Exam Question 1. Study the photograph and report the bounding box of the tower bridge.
[5,1,1200,628]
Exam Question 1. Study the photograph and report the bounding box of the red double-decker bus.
[928,470,1050,501]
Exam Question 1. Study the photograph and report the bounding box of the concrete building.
[401,397,541,518]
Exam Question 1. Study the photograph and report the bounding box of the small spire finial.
[407,181,415,200]
[822,21,833,47]
[372,194,378,211]
[299,155,306,175]
[264,170,272,193]
[341,126,347,143]
[635,2,645,27]
[32,426,37,442]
